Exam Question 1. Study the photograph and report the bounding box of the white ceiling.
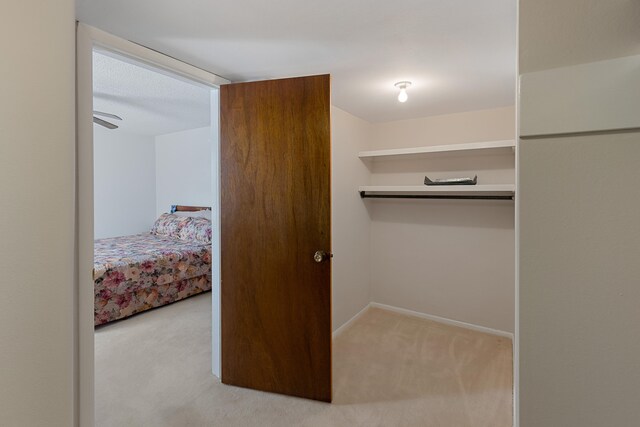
[79,0,516,123]
[93,51,211,136]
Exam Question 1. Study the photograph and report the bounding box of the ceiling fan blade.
[93,111,123,121]
[93,116,119,129]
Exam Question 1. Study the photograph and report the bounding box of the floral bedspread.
[94,233,212,325]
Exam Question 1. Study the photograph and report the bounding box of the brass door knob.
[314,251,331,263]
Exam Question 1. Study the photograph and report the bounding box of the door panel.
[220,75,332,402]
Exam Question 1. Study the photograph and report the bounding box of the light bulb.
[398,88,408,103]
[394,81,411,103]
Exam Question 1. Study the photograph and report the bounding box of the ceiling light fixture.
[395,81,411,103]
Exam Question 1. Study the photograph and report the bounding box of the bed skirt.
[95,274,212,326]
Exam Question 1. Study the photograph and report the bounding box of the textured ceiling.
[93,51,211,136]
[78,0,516,123]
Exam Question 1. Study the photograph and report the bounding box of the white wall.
[94,127,157,238]
[331,106,372,331]
[520,55,640,137]
[0,1,76,426]
[155,126,212,216]
[518,0,640,73]
[518,1,640,421]
[93,126,212,238]
[519,132,640,426]
[330,105,516,334]
[368,106,516,333]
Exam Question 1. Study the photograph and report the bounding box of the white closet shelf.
[359,185,515,200]
[358,140,515,159]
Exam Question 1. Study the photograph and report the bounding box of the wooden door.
[220,75,332,402]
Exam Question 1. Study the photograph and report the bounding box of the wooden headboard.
[171,205,211,212]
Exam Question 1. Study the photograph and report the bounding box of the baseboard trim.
[332,303,371,339]
[370,302,514,340]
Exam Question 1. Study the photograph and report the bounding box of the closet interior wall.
[366,106,516,333]
[331,106,373,331]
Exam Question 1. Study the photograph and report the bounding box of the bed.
[94,206,212,326]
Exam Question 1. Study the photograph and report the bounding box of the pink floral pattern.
[150,213,191,239]
[94,233,212,326]
[178,216,212,244]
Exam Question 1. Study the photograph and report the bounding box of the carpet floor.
[95,292,512,426]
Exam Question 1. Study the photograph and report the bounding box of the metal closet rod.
[359,191,514,201]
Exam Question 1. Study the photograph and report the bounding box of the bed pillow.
[150,213,192,239]
[178,216,212,244]
[172,209,212,221]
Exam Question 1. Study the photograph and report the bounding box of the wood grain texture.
[174,205,210,212]
[220,75,332,402]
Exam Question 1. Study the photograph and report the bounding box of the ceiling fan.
[93,111,123,129]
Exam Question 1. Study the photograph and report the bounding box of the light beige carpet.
[95,293,512,427]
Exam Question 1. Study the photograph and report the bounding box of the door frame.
[76,23,229,427]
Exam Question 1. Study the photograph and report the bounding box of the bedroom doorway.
[91,48,217,422]
[78,24,333,425]
[91,49,214,324]
[77,23,229,426]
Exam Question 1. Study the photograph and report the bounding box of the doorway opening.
[91,48,214,420]
[77,24,228,426]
